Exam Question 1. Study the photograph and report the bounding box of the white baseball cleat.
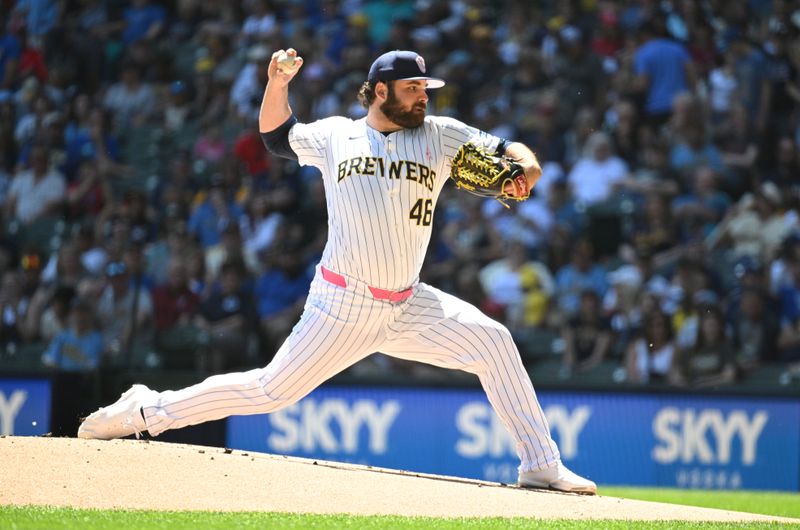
[77,384,157,440]
[518,463,597,495]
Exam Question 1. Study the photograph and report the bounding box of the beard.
[380,86,426,128]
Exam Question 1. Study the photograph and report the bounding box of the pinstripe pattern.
[139,114,561,474]
[288,116,498,291]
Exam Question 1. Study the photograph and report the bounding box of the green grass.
[602,487,800,519]
[0,506,796,530]
[2,489,800,529]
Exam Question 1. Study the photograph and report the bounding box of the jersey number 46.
[410,199,433,226]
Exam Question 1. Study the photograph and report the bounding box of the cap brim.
[401,76,445,88]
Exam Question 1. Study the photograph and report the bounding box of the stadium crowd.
[1,0,800,392]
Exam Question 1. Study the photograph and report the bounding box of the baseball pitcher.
[79,48,596,494]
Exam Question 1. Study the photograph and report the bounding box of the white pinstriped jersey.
[121,116,563,477]
[289,115,500,291]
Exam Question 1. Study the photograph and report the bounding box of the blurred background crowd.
[1,0,800,394]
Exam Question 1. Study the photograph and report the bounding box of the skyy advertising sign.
[227,386,800,490]
[0,379,50,436]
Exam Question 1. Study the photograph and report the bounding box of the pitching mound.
[0,436,794,522]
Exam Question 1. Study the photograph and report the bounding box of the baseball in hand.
[276,52,299,74]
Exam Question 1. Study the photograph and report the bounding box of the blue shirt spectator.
[778,274,800,361]
[670,128,725,174]
[635,34,692,115]
[63,128,120,179]
[0,30,21,89]
[122,0,167,45]
[188,187,246,248]
[255,262,312,319]
[42,300,103,372]
[13,0,60,38]
[555,239,608,317]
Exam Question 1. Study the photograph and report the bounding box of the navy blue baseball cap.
[368,50,445,88]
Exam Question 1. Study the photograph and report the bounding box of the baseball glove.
[450,142,530,206]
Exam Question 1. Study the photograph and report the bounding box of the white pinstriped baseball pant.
[142,266,560,473]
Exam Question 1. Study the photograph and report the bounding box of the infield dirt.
[0,436,797,523]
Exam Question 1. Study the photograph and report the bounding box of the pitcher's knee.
[259,380,309,412]
[486,322,515,346]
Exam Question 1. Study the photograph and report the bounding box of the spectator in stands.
[631,19,696,129]
[671,304,736,388]
[42,298,103,372]
[479,241,554,330]
[0,132,12,204]
[63,106,123,181]
[630,193,679,256]
[120,0,167,46]
[96,260,153,360]
[561,290,614,376]
[19,247,43,295]
[185,246,208,298]
[727,31,767,125]
[591,8,624,60]
[708,49,738,123]
[25,283,74,344]
[671,165,730,241]
[770,233,800,295]
[63,0,115,93]
[555,237,608,320]
[102,61,156,132]
[730,286,780,374]
[41,240,91,291]
[672,263,718,349]
[620,138,678,199]
[563,106,599,169]
[706,181,797,261]
[624,308,677,384]
[256,246,311,353]
[24,45,51,82]
[5,142,65,225]
[145,222,192,287]
[777,255,800,362]
[722,254,770,312]
[762,136,800,192]
[188,176,246,248]
[67,159,111,221]
[243,191,284,260]
[240,0,277,46]
[566,131,629,206]
[230,44,270,122]
[482,187,554,254]
[233,126,272,178]
[156,149,198,219]
[715,102,758,198]
[123,238,155,291]
[193,122,227,167]
[0,269,25,354]
[152,257,200,369]
[605,99,640,166]
[756,28,796,158]
[0,15,22,94]
[194,258,257,372]
[162,81,193,132]
[206,219,258,281]
[551,26,606,116]
[670,116,725,177]
[362,0,414,46]
[546,178,586,238]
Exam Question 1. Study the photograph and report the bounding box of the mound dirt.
[0,436,795,522]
